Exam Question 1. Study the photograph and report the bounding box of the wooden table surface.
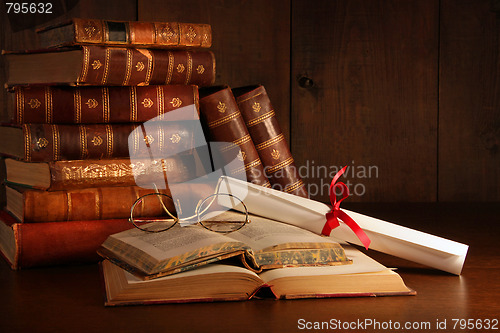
[0,203,499,333]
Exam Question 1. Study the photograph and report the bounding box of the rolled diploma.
[218,176,469,275]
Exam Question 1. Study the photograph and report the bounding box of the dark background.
[1,0,499,203]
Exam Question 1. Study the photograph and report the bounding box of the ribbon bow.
[321,166,371,250]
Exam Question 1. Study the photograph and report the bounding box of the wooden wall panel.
[138,0,291,141]
[291,0,439,202]
[439,0,500,201]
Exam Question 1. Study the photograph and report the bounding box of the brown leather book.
[5,46,215,87]
[4,155,196,191]
[5,182,214,223]
[199,86,271,187]
[37,18,212,49]
[0,210,133,269]
[0,122,196,162]
[233,85,308,197]
[10,85,199,124]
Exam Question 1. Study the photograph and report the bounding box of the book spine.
[19,185,173,222]
[234,86,308,198]
[199,86,271,187]
[39,19,212,49]
[78,46,215,87]
[22,123,195,162]
[15,182,215,223]
[14,85,199,124]
[45,156,196,191]
[7,216,132,269]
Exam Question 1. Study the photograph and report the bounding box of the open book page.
[123,263,261,285]
[225,213,341,252]
[258,246,389,281]
[101,223,247,274]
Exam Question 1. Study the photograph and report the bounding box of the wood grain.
[291,0,439,202]
[439,0,500,201]
[138,0,291,141]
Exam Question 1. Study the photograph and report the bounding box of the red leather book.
[233,85,308,197]
[0,210,133,269]
[37,18,212,49]
[199,86,271,187]
[0,122,196,162]
[10,85,199,124]
[5,46,215,87]
[5,182,214,223]
[4,155,196,191]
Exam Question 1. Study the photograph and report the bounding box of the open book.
[101,246,415,306]
[98,213,351,279]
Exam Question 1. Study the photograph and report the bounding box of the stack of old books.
[0,18,216,269]
[0,18,414,305]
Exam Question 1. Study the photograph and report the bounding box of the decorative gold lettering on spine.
[123,48,133,85]
[255,133,285,151]
[24,124,31,161]
[136,62,145,71]
[196,65,205,74]
[91,60,102,70]
[285,180,305,194]
[86,99,98,108]
[177,64,185,73]
[170,133,181,143]
[144,49,154,85]
[106,124,113,157]
[36,137,49,148]
[158,125,164,152]
[166,51,174,84]
[271,149,280,160]
[144,134,155,145]
[237,151,246,161]
[252,102,261,113]
[46,87,53,123]
[157,86,164,118]
[186,51,193,84]
[16,88,24,124]
[95,188,102,220]
[142,98,154,108]
[170,98,182,108]
[186,26,197,42]
[217,101,227,113]
[207,112,241,129]
[52,124,60,160]
[101,48,111,84]
[91,135,103,146]
[74,89,82,123]
[79,46,91,83]
[130,87,137,122]
[84,21,99,39]
[79,125,88,159]
[28,98,41,109]
[245,110,275,127]
[266,157,294,174]
[102,87,110,123]
[66,192,72,220]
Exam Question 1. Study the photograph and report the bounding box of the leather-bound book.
[0,122,195,162]
[5,46,215,87]
[37,18,212,49]
[10,85,199,124]
[199,86,271,187]
[233,85,308,197]
[0,210,133,269]
[5,182,214,223]
[4,155,196,191]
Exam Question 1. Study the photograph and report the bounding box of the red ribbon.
[321,166,371,250]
